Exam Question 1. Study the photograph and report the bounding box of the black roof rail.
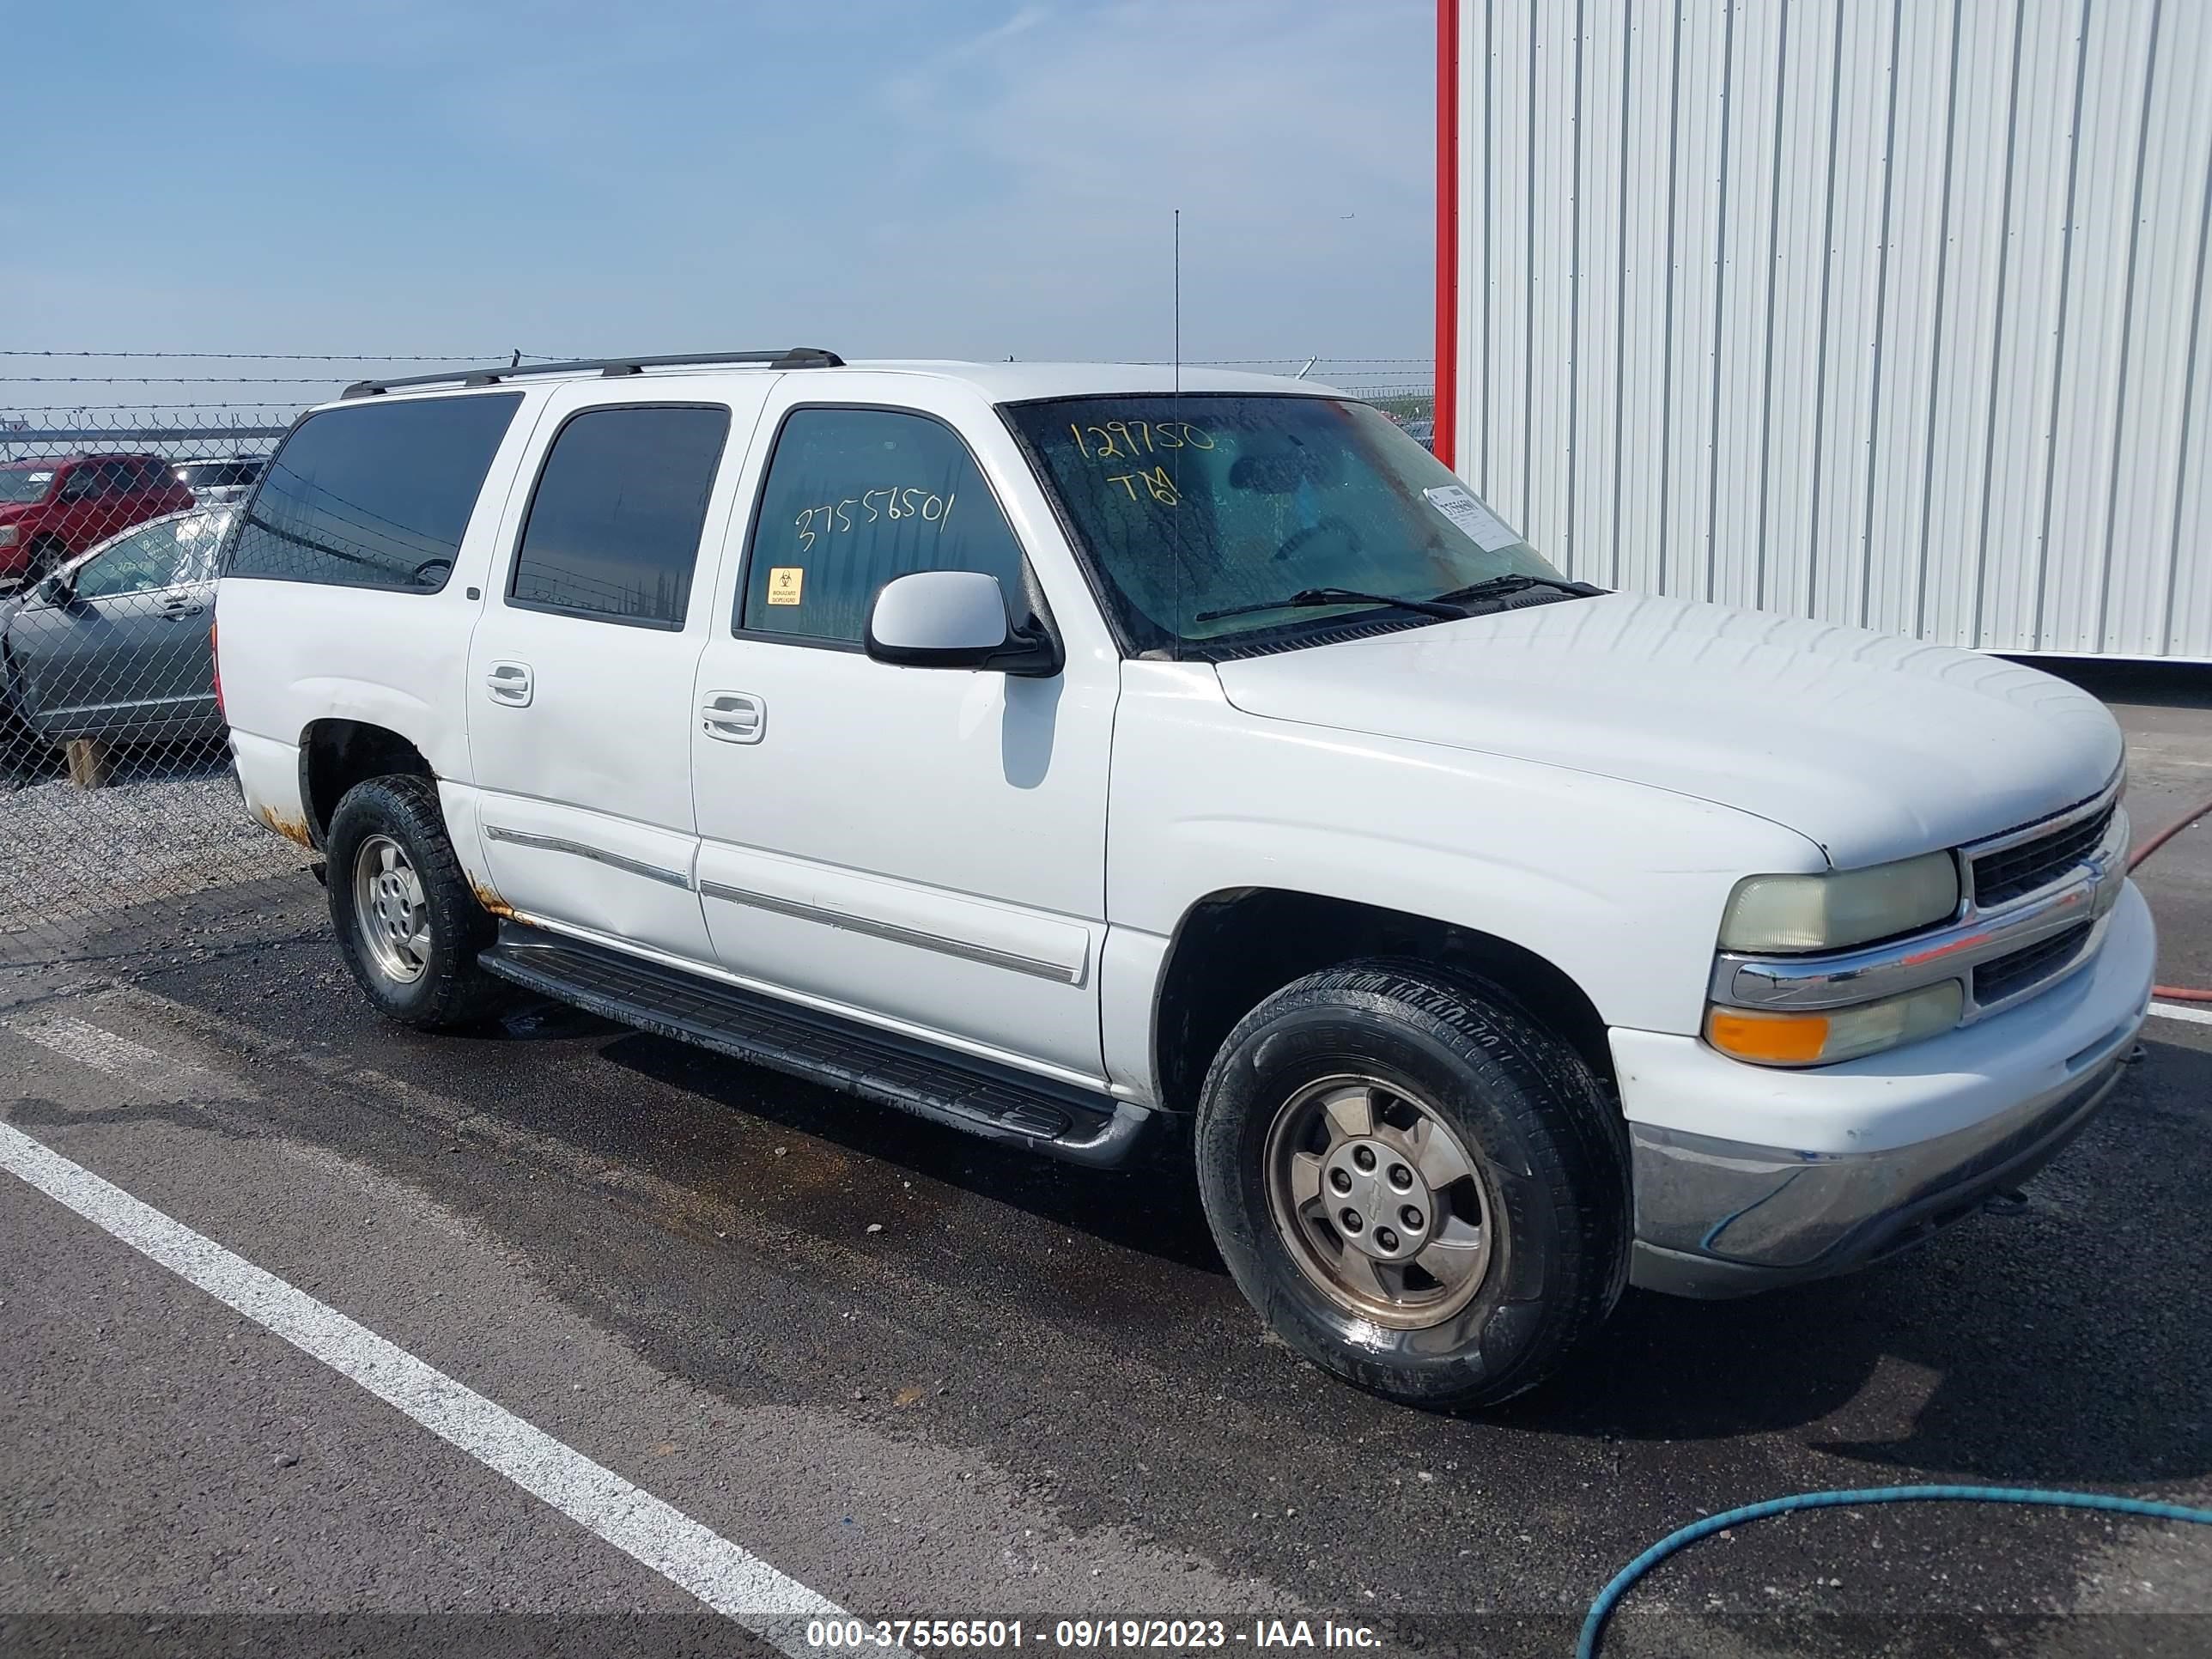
[341,347,844,399]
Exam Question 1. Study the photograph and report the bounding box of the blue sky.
[6,1,1432,400]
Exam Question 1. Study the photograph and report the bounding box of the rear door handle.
[700,690,764,744]
[159,595,203,618]
[486,661,534,707]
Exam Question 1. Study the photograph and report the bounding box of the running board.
[477,924,1157,1168]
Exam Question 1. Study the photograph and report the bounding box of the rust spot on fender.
[256,805,315,848]
[471,881,515,920]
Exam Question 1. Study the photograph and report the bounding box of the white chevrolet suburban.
[216,349,2153,1408]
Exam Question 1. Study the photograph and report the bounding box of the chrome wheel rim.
[353,834,431,985]
[1262,1074,1496,1330]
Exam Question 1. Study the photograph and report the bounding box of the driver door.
[689,380,1117,1081]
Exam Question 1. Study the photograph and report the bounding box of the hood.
[1212,592,2122,866]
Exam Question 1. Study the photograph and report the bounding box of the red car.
[0,453,198,586]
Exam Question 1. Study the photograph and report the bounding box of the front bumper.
[1620,878,2154,1298]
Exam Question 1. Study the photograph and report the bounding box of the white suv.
[216,348,2153,1408]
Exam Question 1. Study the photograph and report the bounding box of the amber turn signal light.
[1705,1007,1832,1065]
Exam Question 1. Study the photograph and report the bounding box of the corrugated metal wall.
[1449,0,2212,659]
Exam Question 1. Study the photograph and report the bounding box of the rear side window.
[227,393,522,592]
[739,408,1028,644]
[507,404,731,629]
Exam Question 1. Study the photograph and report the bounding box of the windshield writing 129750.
[1068,421,1213,461]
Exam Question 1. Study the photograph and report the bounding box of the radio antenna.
[1172,208,1182,396]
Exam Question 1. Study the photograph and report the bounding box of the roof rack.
[341,347,844,399]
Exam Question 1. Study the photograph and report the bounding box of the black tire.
[1194,958,1630,1411]
[325,774,507,1030]
[0,694,51,780]
[21,538,66,586]
[1,721,48,781]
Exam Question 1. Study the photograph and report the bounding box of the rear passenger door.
[465,386,769,964]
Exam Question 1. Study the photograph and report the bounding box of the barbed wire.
[2,404,307,413]
[0,349,568,362]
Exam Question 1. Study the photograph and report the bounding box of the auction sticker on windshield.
[1422,484,1518,552]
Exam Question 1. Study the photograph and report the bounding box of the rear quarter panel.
[216,388,550,836]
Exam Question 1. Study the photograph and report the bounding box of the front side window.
[228,392,522,592]
[1003,395,1576,656]
[74,518,190,599]
[507,404,731,629]
[740,407,1028,644]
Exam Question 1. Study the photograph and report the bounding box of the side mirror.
[38,569,75,606]
[864,571,1059,676]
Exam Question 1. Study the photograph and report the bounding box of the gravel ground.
[0,754,310,951]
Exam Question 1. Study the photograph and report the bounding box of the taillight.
[210,619,223,719]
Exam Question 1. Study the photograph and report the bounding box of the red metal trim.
[1433,0,1460,471]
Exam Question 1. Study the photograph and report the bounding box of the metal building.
[1433,0,2212,659]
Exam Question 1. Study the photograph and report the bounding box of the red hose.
[2127,793,2212,1002]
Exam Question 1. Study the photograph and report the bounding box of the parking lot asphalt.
[3,668,2209,1659]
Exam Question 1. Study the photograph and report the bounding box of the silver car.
[1,506,235,765]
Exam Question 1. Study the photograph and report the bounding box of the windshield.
[1005,395,1572,653]
[0,466,56,505]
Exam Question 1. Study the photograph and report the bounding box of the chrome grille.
[1972,799,2118,908]
[1972,921,2094,1007]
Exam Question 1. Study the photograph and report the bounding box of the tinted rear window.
[228,394,521,592]
[507,404,730,628]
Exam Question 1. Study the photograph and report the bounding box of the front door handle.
[486,661,534,707]
[159,595,204,619]
[700,690,764,744]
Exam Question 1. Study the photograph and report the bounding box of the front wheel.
[0,704,51,780]
[1194,959,1630,1410]
[325,774,506,1030]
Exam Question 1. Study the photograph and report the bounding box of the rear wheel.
[325,775,506,1030]
[1194,959,1630,1410]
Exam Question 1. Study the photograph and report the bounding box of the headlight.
[1706,981,1964,1066]
[1718,850,1960,953]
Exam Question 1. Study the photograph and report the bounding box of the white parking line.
[0,1118,861,1654]
[13,1013,205,1086]
[2148,1001,2212,1027]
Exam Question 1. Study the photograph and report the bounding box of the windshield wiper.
[1192,586,1468,624]
[1429,572,1606,607]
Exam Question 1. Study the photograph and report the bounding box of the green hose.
[1580,1484,2212,1659]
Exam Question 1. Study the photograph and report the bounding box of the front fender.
[1106,663,1826,1041]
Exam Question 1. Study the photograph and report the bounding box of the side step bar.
[477,924,1159,1169]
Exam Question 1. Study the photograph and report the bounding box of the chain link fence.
[0,409,312,962]
[0,354,1432,967]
